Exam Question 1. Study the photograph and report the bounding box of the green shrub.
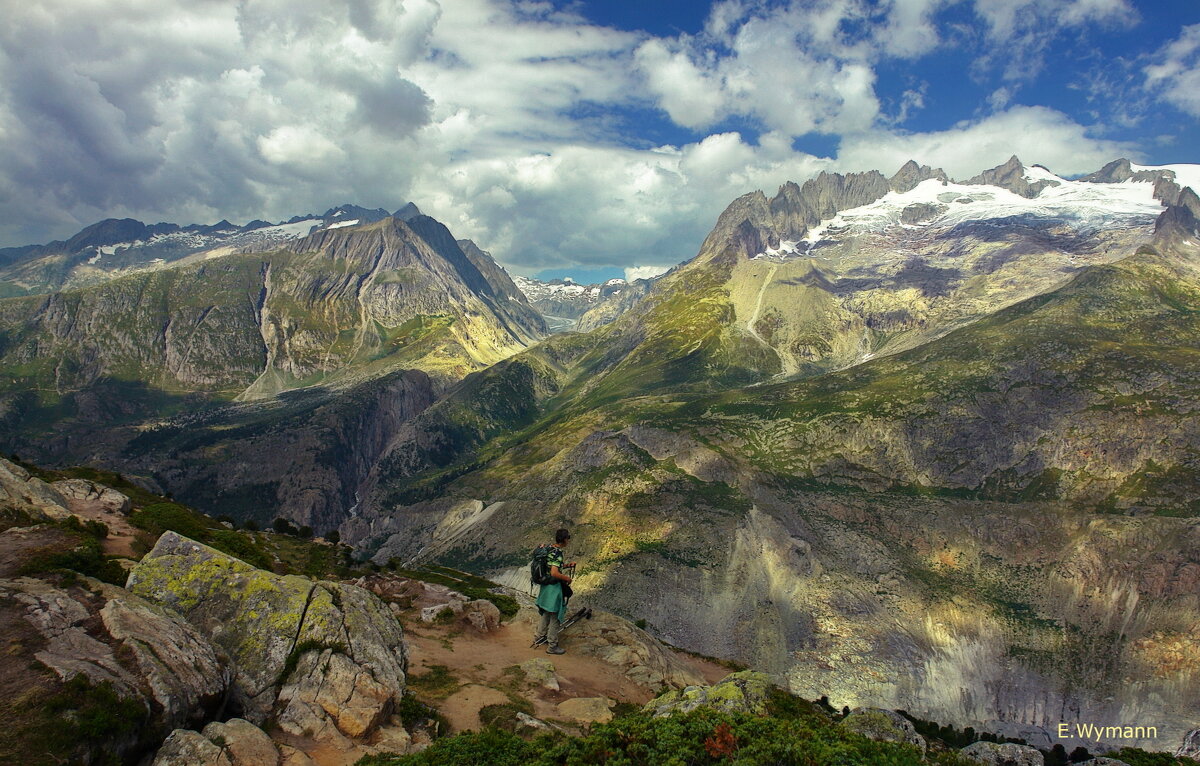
[357,704,981,766]
[130,502,212,540]
[44,675,147,747]
[19,536,126,585]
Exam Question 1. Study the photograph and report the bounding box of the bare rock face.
[201,719,281,766]
[840,708,927,753]
[126,531,407,746]
[0,573,231,761]
[566,608,708,690]
[0,457,70,520]
[151,729,234,766]
[1178,728,1200,758]
[50,478,132,514]
[960,741,1045,765]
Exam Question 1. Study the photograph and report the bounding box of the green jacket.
[535,545,568,621]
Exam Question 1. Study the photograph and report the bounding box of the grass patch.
[407,665,461,699]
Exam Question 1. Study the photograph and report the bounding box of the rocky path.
[403,607,726,733]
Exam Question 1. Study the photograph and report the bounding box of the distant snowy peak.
[743,157,1199,262]
[513,275,625,300]
[513,275,630,323]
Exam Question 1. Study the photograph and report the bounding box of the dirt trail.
[405,608,725,732]
[63,501,141,558]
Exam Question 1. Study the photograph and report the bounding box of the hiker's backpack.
[530,544,556,586]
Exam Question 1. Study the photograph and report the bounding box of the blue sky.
[2,0,1199,282]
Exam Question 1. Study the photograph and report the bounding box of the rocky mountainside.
[0,213,546,530]
[336,162,1200,752]
[0,203,421,296]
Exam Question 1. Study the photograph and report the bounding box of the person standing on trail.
[534,527,575,655]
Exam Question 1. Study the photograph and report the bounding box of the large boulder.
[50,478,132,515]
[0,457,70,521]
[202,718,282,766]
[1179,728,1200,759]
[151,729,233,766]
[127,531,408,743]
[960,741,1045,765]
[840,708,927,753]
[644,670,774,717]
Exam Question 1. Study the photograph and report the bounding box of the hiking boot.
[546,645,566,655]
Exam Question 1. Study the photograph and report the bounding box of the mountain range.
[2,156,1199,750]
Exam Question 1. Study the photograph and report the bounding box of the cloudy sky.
[2,0,1198,280]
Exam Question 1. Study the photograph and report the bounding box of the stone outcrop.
[126,531,407,743]
[0,572,231,761]
[1179,728,1200,758]
[520,658,560,691]
[960,740,1045,765]
[557,697,616,723]
[152,729,234,766]
[644,671,774,717]
[0,457,70,520]
[840,708,927,753]
[50,478,132,514]
[561,608,708,690]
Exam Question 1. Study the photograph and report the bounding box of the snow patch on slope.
[786,172,1162,255]
[1130,162,1200,194]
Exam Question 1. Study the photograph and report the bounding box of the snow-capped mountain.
[755,163,1168,262]
[0,203,423,294]
[512,275,629,329]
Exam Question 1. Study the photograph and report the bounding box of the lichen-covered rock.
[1079,758,1131,766]
[126,531,317,720]
[0,457,70,520]
[644,671,774,717]
[201,718,280,766]
[557,697,616,723]
[960,740,1045,765]
[50,478,132,514]
[1179,728,1200,758]
[840,708,927,753]
[519,658,560,691]
[151,729,233,766]
[127,531,407,742]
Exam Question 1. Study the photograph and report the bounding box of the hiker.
[534,527,575,654]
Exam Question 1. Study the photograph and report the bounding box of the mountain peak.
[964,155,1057,198]
[394,202,422,221]
[889,160,948,193]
